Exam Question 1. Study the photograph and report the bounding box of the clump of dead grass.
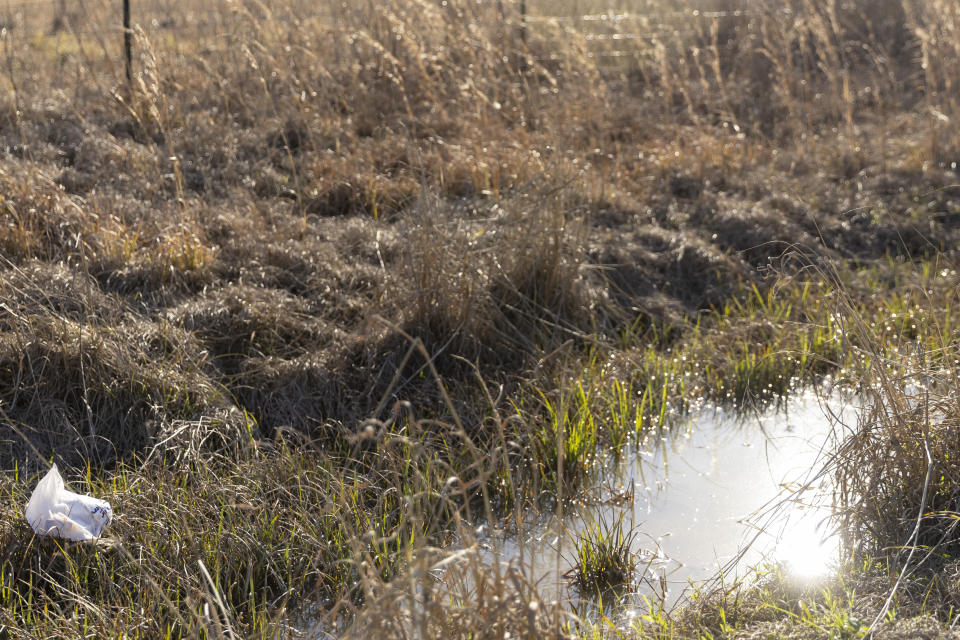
[395,190,601,369]
[0,261,235,468]
[345,549,572,640]
[835,351,960,568]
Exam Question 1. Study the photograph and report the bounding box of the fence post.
[520,0,526,45]
[123,0,132,83]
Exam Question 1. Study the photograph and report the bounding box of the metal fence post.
[520,0,526,45]
[123,0,132,83]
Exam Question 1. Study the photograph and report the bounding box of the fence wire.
[0,1,752,70]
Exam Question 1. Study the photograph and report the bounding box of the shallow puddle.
[485,392,857,609]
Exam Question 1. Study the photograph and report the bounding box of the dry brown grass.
[0,0,956,636]
[833,328,960,575]
[346,550,573,639]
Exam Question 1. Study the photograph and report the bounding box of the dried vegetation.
[0,0,957,636]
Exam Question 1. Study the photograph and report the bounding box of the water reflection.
[486,392,856,608]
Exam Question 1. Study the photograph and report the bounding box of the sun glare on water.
[771,507,837,580]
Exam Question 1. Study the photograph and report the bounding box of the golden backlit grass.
[0,0,957,637]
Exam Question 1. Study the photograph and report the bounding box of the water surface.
[486,392,856,609]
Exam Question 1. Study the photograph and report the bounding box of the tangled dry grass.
[0,0,956,636]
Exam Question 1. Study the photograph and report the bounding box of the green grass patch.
[568,510,639,596]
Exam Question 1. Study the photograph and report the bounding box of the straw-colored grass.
[0,0,957,636]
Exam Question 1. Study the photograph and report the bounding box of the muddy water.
[486,392,857,609]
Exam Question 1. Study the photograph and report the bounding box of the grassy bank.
[0,0,958,636]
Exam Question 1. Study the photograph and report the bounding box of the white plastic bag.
[24,464,113,541]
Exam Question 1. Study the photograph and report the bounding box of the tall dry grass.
[0,0,956,637]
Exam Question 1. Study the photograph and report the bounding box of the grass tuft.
[568,511,639,596]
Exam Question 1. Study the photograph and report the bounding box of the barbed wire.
[523,9,751,24]
[1,0,57,8]
[0,0,737,71]
[2,1,750,23]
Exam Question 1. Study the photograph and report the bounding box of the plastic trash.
[24,464,112,541]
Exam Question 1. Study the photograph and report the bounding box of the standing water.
[486,391,857,609]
